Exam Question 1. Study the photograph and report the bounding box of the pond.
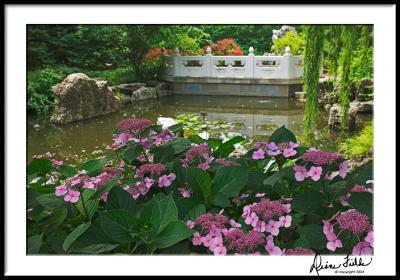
[27,95,371,163]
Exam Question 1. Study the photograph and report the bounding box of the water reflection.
[27,95,371,161]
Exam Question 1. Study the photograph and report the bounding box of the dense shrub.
[27,68,65,113]
[27,120,373,256]
[270,31,305,55]
[86,67,135,86]
[204,38,244,56]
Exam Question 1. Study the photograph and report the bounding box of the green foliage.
[350,25,373,81]
[100,210,136,244]
[338,25,357,128]
[27,122,373,255]
[270,31,305,55]
[158,25,211,55]
[27,68,65,113]
[339,123,373,159]
[347,192,373,219]
[302,25,325,135]
[86,67,135,85]
[63,223,91,252]
[292,190,323,214]
[297,224,326,249]
[323,25,343,79]
[269,126,297,144]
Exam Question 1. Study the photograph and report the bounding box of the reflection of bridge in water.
[164,95,304,138]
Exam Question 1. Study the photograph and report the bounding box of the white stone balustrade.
[163,46,304,80]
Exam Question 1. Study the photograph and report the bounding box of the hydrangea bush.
[27,119,373,255]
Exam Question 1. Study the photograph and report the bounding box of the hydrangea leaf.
[269,126,297,144]
[292,190,323,214]
[152,221,193,249]
[63,223,91,252]
[100,210,136,244]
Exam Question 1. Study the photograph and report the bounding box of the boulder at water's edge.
[50,73,121,124]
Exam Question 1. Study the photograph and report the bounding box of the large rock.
[328,103,342,129]
[328,101,373,130]
[50,73,121,124]
[272,25,297,42]
[108,83,146,95]
[131,86,158,102]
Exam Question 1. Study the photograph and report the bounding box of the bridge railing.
[163,46,304,80]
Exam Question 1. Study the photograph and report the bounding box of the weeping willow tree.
[302,25,325,135]
[338,25,356,128]
[355,25,373,79]
[325,25,343,80]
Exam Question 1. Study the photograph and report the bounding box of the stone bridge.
[162,46,304,97]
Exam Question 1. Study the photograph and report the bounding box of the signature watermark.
[309,253,373,276]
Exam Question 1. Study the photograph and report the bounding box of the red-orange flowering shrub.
[204,38,244,56]
[145,48,173,61]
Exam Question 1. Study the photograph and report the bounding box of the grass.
[339,123,373,159]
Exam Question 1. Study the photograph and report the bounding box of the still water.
[27,95,371,162]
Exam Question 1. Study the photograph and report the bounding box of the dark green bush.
[27,68,65,113]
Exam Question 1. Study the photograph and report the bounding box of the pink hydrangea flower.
[252,149,266,160]
[245,212,259,227]
[213,246,227,256]
[340,194,351,206]
[100,192,109,202]
[279,215,292,228]
[55,185,68,196]
[209,225,223,238]
[265,219,280,236]
[192,232,202,246]
[308,166,322,181]
[336,209,371,235]
[186,220,195,229]
[352,242,373,256]
[266,142,280,156]
[158,173,176,188]
[289,141,299,148]
[265,235,282,256]
[255,193,265,198]
[254,220,266,233]
[209,237,224,252]
[322,220,334,235]
[229,219,241,228]
[144,177,155,188]
[303,150,343,165]
[327,239,343,251]
[283,203,291,213]
[201,234,213,247]
[283,148,296,158]
[293,165,308,181]
[70,177,81,186]
[365,231,374,247]
[52,160,64,165]
[83,181,95,189]
[339,160,349,178]
[63,189,80,203]
[197,159,211,170]
[178,188,191,198]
